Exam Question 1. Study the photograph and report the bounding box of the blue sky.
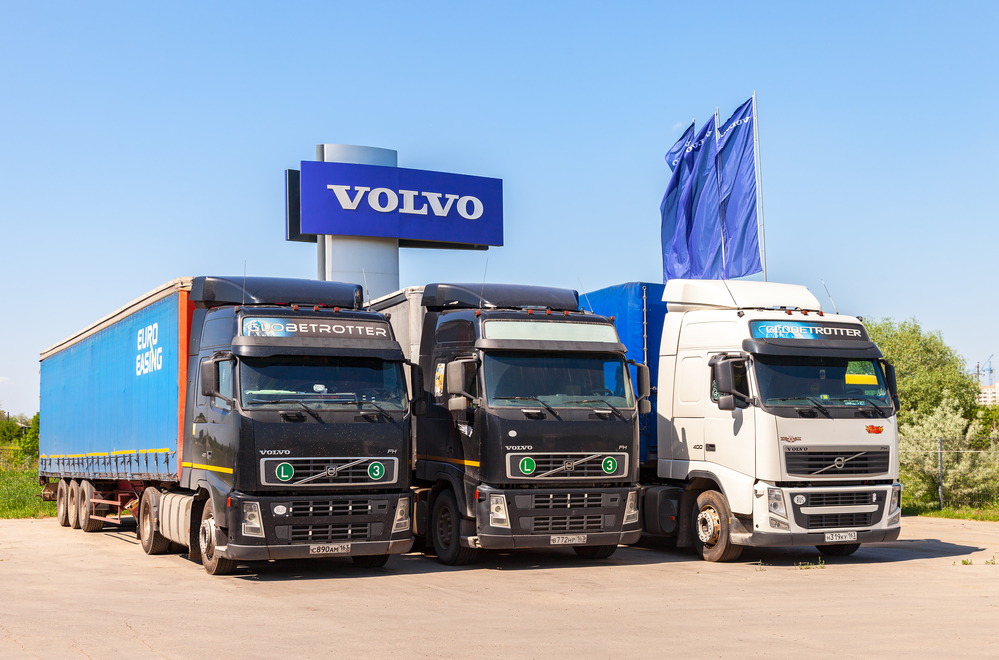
[1,2,997,415]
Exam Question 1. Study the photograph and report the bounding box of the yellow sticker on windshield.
[845,374,878,385]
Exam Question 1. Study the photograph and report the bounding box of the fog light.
[768,488,786,516]
[769,517,789,530]
[242,502,265,538]
[890,484,901,513]
[624,491,640,524]
[489,494,510,528]
[392,497,411,533]
[888,511,900,526]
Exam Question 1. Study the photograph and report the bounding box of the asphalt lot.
[1,516,997,660]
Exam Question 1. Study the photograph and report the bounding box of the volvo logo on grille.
[834,457,847,469]
[326,466,338,478]
[564,461,575,472]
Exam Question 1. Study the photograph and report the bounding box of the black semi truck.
[370,283,648,565]
[39,276,420,574]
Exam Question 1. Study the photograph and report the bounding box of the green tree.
[865,318,978,426]
[14,413,39,462]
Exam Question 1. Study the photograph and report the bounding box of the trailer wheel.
[430,489,478,566]
[692,490,743,562]
[139,489,170,555]
[816,543,861,557]
[199,500,237,576]
[68,480,82,530]
[78,481,105,533]
[352,554,390,568]
[573,545,618,559]
[56,479,71,527]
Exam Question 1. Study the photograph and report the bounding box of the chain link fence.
[900,439,999,509]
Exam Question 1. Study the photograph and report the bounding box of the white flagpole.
[715,106,727,272]
[752,91,768,281]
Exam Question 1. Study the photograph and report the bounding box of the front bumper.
[472,484,642,550]
[224,491,412,560]
[731,526,901,548]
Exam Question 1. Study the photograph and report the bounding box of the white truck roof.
[663,279,821,313]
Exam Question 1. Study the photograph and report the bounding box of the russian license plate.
[824,531,857,543]
[550,535,587,545]
[310,543,351,555]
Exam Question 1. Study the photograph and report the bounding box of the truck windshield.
[240,356,406,409]
[753,355,890,408]
[482,352,635,409]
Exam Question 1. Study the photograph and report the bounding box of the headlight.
[489,494,510,528]
[241,502,264,538]
[623,491,640,525]
[768,488,786,517]
[890,484,901,513]
[392,496,411,533]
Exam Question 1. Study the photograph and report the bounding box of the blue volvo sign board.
[287,161,503,249]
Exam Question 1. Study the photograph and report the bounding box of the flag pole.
[752,91,767,281]
[715,107,727,273]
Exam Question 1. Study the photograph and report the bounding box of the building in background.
[979,384,999,406]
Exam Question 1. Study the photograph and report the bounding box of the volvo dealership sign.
[286,161,503,249]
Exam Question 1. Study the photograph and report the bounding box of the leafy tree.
[865,318,978,426]
[14,413,39,462]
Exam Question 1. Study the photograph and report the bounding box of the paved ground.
[1,516,997,659]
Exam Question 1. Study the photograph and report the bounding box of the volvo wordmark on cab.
[370,284,648,565]
[39,276,422,574]
[586,280,902,562]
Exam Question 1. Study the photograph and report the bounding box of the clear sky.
[1,2,997,415]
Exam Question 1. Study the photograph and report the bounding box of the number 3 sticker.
[368,462,385,480]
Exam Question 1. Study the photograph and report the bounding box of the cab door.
[704,354,755,478]
[672,353,705,464]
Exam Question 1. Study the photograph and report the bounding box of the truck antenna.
[821,279,839,314]
[479,257,489,309]
[242,261,246,305]
[720,278,737,308]
[362,268,370,307]
[578,277,593,313]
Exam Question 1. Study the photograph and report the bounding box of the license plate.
[550,534,587,545]
[310,543,351,555]
[824,531,857,543]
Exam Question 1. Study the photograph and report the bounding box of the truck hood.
[774,415,897,482]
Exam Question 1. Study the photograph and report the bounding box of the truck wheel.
[78,481,105,533]
[68,480,82,530]
[816,543,860,557]
[352,554,390,568]
[574,545,618,559]
[56,479,71,527]
[139,489,170,555]
[692,490,743,562]
[199,500,238,576]
[430,489,478,566]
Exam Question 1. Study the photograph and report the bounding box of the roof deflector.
[421,283,580,311]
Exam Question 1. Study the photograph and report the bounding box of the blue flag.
[716,97,762,278]
[661,123,696,280]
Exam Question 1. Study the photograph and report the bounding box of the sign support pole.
[752,91,767,281]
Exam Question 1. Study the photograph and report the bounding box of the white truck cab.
[645,279,902,561]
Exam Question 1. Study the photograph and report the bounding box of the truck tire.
[139,489,170,555]
[692,490,743,562]
[56,479,71,527]
[430,489,478,566]
[574,545,618,559]
[78,481,105,533]
[199,499,238,576]
[352,554,390,568]
[68,480,82,530]
[816,543,860,557]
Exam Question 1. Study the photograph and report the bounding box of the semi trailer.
[370,283,648,565]
[586,280,902,561]
[39,276,419,575]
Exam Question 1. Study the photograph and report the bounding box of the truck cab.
[644,280,902,561]
[372,283,648,564]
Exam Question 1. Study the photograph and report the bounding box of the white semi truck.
[585,280,902,561]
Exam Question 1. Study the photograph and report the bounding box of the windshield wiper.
[564,399,624,418]
[249,398,324,423]
[765,397,832,418]
[493,396,561,420]
[362,400,393,420]
[805,396,833,418]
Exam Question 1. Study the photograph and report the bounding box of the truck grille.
[260,457,397,487]
[806,513,872,529]
[532,515,604,533]
[806,492,875,507]
[532,493,605,509]
[289,523,371,543]
[785,451,890,477]
[289,499,384,517]
[507,453,628,479]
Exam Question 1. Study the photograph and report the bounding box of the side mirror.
[408,363,426,416]
[717,394,736,411]
[884,362,898,397]
[447,397,466,412]
[200,357,219,398]
[412,399,427,417]
[446,361,465,397]
[713,359,736,395]
[638,399,652,415]
[636,364,651,399]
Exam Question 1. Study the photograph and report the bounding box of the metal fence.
[899,439,999,509]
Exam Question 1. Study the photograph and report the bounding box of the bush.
[0,466,55,519]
